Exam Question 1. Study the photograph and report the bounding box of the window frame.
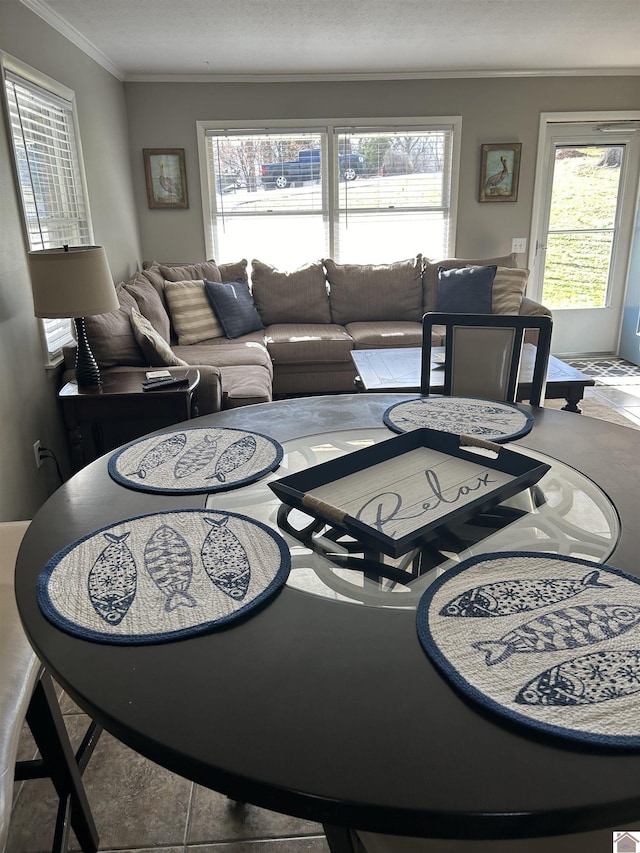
[196,116,461,264]
[1,52,95,366]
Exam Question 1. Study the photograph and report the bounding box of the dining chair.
[420,313,553,406]
[0,521,101,853]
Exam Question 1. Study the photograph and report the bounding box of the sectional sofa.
[62,253,551,414]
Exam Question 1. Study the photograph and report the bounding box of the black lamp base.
[73,317,101,387]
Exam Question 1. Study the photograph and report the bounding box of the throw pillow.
[84,284,146,368]
[159,261,223,283]
[204,280,264,339]
[124,272,171,342]
[251,260,331,326]
[325,256,423,325]
[423,252,518,313]
[436,265,497,314]
[489,267,529,315]
[130,307,188,367]
[164,280,225,345]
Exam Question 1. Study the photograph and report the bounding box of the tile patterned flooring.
[7,370,640,853]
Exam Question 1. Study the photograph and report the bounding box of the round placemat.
[383,397,533,443]
[37,508,290,644]
[108,427,283,494]
[416,552,640,748]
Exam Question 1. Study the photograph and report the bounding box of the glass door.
[531,122,640,356]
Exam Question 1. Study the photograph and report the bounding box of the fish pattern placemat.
[416,552,640,748]
[108,428,283,494]
[37,509,290,644]
[383,397,533,443]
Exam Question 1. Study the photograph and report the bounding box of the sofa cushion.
[164,280,225,345]
[325,256,423,325]
[423,252,518,312]
[345,321,423,349]
[436,265,496,314]
[172,336,272,372]
[130,307,188,367]
[124,272,171,342]
[85,284,145,368]
[251,260,331,325]
[204,280,264,339]
[489,267,529,315]
[159,261,223,283]
[265,324,354,365]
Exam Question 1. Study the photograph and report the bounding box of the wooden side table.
[59,370,200,471]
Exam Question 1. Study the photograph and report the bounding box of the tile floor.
[7,372,640,853]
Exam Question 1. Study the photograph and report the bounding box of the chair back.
[421,313,553,406]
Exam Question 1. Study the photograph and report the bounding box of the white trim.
[196,116,462,261]
[17,0,125,81]
[528,110,640,284]
[126,68,640,84]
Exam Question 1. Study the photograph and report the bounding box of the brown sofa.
[62,253,551,413]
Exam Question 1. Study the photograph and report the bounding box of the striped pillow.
[164,280,225,345]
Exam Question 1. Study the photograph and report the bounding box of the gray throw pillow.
[436,265,497,314]
[204,280,264,339]
[130,308,188,367]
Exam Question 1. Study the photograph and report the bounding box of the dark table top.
[14,394,640,840]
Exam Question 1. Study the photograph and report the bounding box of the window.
[198,119,460,268]
[3,60,93,363]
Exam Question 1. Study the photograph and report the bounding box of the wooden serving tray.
[270,428,550,558]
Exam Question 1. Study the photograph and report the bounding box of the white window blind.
[201,121,458,268]
[335,127,454,262]
[205,130,328,267]
[5,69,92,361]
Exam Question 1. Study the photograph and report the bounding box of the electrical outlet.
[33,440,43,469]
[511,237,528,254]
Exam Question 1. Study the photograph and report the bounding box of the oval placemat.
[416,552,640,749]
[37,508,290,644]
[108,427,283,494]
[384,397,533,443]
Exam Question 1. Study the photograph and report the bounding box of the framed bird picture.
[143,148,189,209]
[479,143,522,203]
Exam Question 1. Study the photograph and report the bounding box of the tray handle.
[459,434,502,454]
[302,494,348,525]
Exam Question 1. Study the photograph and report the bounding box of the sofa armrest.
[519,296,553,318]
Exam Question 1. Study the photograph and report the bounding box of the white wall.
[0,0,141,520]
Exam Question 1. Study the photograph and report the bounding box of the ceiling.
[26,0,640,81]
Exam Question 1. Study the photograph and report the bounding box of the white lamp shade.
[28,246,119,318]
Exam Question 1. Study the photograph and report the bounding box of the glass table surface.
[205,427,619,609]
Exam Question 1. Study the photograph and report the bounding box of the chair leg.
[323,823,359,852]
[25,672,100,853]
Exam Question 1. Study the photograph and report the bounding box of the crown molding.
[19,0,125,81]
[123,67,640,84]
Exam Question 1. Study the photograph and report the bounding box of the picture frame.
[143,148,188,209]
[478,142,522,203]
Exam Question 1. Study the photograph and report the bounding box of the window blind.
[5,70,92,361]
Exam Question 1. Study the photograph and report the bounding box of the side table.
[59,369,200,471]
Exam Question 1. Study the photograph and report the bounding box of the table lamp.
[28,245,119,387]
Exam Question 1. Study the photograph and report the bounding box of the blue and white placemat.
[108,427,283,494]
[37,509,290,644]
[384,397,533,443]
[416,552,640,748]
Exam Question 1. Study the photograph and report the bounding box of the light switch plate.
[511,237,527,254]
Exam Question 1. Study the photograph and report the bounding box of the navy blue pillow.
[436,265,497,314]
[204,279,264,339]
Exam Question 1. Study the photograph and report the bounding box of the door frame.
[529,110,640,356]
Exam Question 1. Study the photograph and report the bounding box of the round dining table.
[14,394,640,850]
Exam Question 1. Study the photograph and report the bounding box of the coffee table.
[14,396,640,850]
[351,345,594,412]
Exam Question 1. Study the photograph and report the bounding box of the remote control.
[142,375,190,391]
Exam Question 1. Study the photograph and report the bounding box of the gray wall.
[125,76,640,262]
[0,1,141,520]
